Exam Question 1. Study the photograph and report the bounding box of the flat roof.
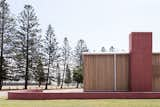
[83,52,129,55]
[83,52,160,55]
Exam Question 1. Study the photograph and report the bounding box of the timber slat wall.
[83,53,129,91]
[83,53,160,92]
[152,53,160,91]
[83,54,114,91]
[116,54,129,91]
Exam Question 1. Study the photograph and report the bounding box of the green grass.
[1,98,160,107]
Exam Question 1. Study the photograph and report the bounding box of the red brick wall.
[8,92,160,99]
[129,32,152,91]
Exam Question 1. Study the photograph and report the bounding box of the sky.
[7,0,160,52]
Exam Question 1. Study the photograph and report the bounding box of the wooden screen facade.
[83,53,160,92]
[83,53,129,91]
[152,53,160,91]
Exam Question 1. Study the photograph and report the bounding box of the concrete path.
[0,89,83,98]
[43,89,83,93]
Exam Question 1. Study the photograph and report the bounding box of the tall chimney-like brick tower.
[129,32,152,91]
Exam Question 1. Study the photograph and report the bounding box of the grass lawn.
[1,98,160,107]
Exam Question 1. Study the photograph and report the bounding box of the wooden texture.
[83,54,129,91]
[83,54,114,91]
[116,54,129,91]
[83,53,160,92]
[152,53,160,91]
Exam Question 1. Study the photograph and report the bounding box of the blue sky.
[7,0,160,52]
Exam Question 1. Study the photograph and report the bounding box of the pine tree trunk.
[67,83,69,87]
[45,58,50,90]
[60,64,66,89]
[76,82,79,88]
[39,82,41,87]
[24,10,30,90]
[0,33,4,90]
[45,71,49,90]
[45,36,52,90]
[24,70,28,89]
[0,80,3,90]
[0,0,5,91]
[24,46,29,90]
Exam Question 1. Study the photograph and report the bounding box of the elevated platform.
[8,91,160,100]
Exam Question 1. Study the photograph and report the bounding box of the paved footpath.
[0,91,8,98]
[0,89,83,98]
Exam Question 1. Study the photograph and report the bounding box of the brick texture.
[129,32,152,91]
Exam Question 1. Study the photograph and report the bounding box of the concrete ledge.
[8,92,160,100]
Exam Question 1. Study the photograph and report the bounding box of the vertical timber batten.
[114,54,117,91]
